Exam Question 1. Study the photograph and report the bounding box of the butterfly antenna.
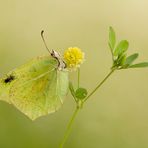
[41,30,51,54]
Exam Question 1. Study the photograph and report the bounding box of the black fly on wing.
[3,75,15,84]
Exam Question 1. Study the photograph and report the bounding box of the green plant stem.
[59,68,81,147]
[59,107,80,148]
[83,68,116,102]
[78,68,80,88]
[60,68,115,147]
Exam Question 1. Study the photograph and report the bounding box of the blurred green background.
[0,0,148,148]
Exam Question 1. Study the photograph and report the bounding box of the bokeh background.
[0,0,148,148]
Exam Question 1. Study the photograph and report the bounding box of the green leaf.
[109,26,116,50]
[114,40,129,56]
[75,88,88,100]
[118,54,126,66]
[129,62,148,68]
[124,53,139,65]
[69,82,76,99]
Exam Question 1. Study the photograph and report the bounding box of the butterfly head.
[51,50,67,70]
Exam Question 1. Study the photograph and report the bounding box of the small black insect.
[4,75,15,83]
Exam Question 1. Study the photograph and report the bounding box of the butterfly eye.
[51,50,55,57]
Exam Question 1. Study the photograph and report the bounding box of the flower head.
[63,47,85,70]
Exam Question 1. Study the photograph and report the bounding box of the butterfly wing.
[10,69,69,120]
[0,55,56,103]
[0,55,69,120]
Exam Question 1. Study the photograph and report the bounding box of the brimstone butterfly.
[0,31,69,120]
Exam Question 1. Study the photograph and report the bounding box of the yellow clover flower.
[63,47,85,70]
